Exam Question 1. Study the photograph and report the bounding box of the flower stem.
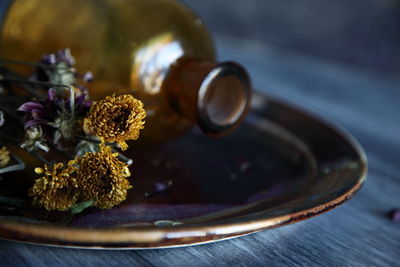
[0,132,50,165]
[117,153,133,166]
[69,86,75,120]
[0,104,25,127]
[0,75,71,90]
[76,136,133,165]
[0,153,25,174]
[76,135,101,144]
[31,152,51,165]
[0,71,43,99]
[34,141,49,153]
[0,58,71,70]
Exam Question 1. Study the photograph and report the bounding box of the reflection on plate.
[0,92,367,249]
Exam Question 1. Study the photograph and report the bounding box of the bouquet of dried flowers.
[0,49,145,212]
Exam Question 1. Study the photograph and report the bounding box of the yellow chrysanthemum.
[0,146,10,168]
[76,144,132,209]
[29,161,79,211]
[86,94,145,150]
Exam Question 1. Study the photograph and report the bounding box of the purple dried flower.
[32,48,77,88]
[18,87,92,147]
[55,49,75,66]
[18,89,59,129]
[30,48,95,95]
[41,48,75,67]
[68,87,93,111]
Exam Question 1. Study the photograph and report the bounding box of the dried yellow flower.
[29,161,79,211]
[0,146,10,168]
[86,94,145,150]
[76,144,132,209]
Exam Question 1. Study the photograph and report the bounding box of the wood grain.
[0,0,399,266]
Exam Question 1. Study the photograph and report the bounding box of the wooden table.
[1,1,399,265]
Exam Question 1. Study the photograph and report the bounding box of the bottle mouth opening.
[205,75,247,126]
[197,62,251,136]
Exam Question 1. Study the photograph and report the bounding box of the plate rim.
[0,94,368,249]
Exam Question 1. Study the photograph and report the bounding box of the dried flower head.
[20,125,49,152]
[0,146,10,168]
[32,48,77,87]
[87,95,145,150]
[76,144,132,209]
[18,87,92,146]
[29,161,79,211]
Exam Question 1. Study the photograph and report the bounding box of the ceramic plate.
[0,92,367,249]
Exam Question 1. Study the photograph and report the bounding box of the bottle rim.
[197,61,252,136]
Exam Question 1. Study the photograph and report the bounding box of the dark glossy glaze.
[0,92,367,248]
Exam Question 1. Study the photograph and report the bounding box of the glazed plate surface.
[0,93,367,249]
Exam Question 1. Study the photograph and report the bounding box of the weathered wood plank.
[0,41,399,265]
[0,1,399,266]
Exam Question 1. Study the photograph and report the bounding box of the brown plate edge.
[0,97,368,249]
[0,168,366,250]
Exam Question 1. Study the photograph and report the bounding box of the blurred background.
[177,0,400,177]
[180,0,400,77]
[1,0,399,80]
[0,0,398,153]
[0,1,399,264]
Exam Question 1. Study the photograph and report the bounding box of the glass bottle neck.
[165,59,252,136]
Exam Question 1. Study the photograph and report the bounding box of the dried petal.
[20,126,49,152]
[86,95,145,150]
[34,48,77,87]
[29,161,79,211]
[47,88,56,101]
[18,102,45,113]
[19,87,92,143]
[76,144,132,209]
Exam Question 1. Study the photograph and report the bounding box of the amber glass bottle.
[0,0,251,145]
